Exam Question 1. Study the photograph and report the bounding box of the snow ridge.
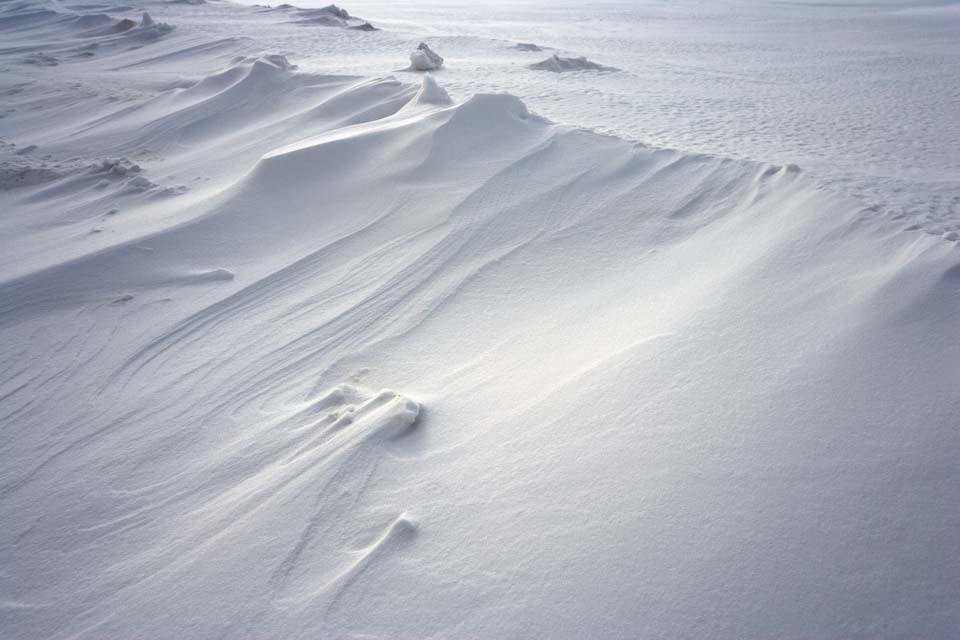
[1,1,959,638]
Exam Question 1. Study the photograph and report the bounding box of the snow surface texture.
[1,0,960,638]
[407,41,442,71]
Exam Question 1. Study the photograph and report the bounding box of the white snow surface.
[1,0,959,638]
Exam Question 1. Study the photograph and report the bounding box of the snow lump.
[529,54,618,73]
[409,42,443,71]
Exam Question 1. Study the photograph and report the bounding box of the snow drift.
[266,3,376,30]
[1,1,959,638]
[529,53,618,72]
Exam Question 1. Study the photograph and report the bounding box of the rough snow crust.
[1,0,959,638]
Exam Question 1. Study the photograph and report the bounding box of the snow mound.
[70,11,174,40]
[98,158,141,176]
[0,0,176,58]
[408,41,443,71]
[134,11,174,38]
[278,3,377,29]
[529,53,618,72]
[513,42,545,52]
[230,52,297,72]
[311,3,348,20]
[401,73,452,110]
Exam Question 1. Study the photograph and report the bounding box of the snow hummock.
[529,53,618,72]
[408,41,443,71]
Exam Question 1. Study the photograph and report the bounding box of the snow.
[260,3,375,29]
[407,41,443,71]
[528,53,618,72]
[401,73,452,110]
[1,0,959,638]
[513,42,545,52]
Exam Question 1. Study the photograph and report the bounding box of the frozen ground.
[1,0,959,638]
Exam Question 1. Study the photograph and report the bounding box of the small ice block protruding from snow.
[409,42,443,71]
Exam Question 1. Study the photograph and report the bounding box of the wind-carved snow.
[400,74,452,111]
[408,42,443,71]
[1,0,959,638]
[529,54,618,73]
[262,3,377,30]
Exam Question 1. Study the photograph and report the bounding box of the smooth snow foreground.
[1,0,959,638]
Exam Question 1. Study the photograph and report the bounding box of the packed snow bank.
[408,41,443,70]
[529,53,618,72]
[2,3,960,639]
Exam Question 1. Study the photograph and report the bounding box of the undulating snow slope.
[269,0,960,234]
[1,0,959,638]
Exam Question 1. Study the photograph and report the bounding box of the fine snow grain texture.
[1,0,959,638]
